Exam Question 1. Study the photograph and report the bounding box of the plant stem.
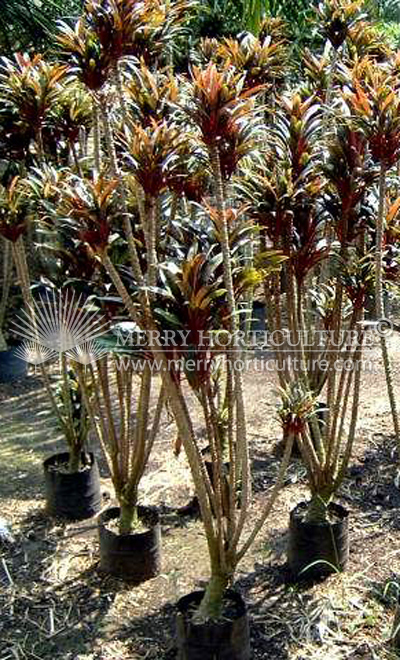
[195,571,229,621]
[0,239,12,350]
[68,447,82,473]
[99,95,144,286]
[209,143,249,550]
[102,251,218,544]
[92,98,101,178]
[36,126,45,164]
[237,429,295,561]
[70,141,83,177]
[375,164,400,450]
[130,362,151,485]
[145,198,157,288]
[333,318,364,490]
[61,354,79,465]
[113,62,128,127]
[119,502,138,535]
[305,493,329,523]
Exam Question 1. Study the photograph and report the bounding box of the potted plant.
[0,53,82,381]
[241,88,376,578]
[74,330,165,582]
[237,90,332,456]
[70,59,293,657]
[283,121,371,578]
[0,171,104,520]
[42,360,102,520]
[345,60,400,450]
[56,0,295,644]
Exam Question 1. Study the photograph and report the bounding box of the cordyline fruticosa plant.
[209,27,288,94]
[0,52,94,296]
[237,93,328,392]
[298,0,365,118]
[0,54,68,162]
[54,171,166,532]
[0,55,99,200]
[344,59,400,450]
[0,173,99,472]
[58,59,294,620]
[76,340,166,535]
[57,0,196,175]
[238,90,374,521]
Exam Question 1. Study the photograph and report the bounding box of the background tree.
[0,0,82,55]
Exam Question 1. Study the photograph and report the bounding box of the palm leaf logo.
[66,339,108,365]
[12,289,109,365]
[14,341,56,365]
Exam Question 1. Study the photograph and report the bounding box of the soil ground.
[1,330,400,659]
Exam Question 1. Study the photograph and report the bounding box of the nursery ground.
[1,331,400,659]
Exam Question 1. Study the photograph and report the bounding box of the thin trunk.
[99,98,144,286]
[204,387,225,529]
[328,310,358,471]
[130,363,151,485]
[76,363,108,459]
[70,141,83,177]
[68,446,82,473]
[195,570,229,621]
[102,251,218,545]
[319,49,338,283]
[36,126,45,164]
[115,358,129,484]
[0,239,12,350]
[333,322,364,491]
[92,100,101,178]
[209,143,249,553]
[119,501,138,535]
[97,356,119,462]
[226,358,237,539]
[325,280,344,459]
[113,62,128,126]
[61,354,82,470]
[237,429,295,561]
[375,165,400,449]
[298,281,326,463]
[267,271,288,386]
[144,381,166,465]
[146,199,158,288]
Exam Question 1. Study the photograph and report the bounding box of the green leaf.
[154,308,182,329]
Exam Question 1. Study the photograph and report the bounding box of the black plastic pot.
[98,506,161,582]
[43,452,101,520]
[0,346,28,383]
[287,501,349,580]
[176,589,250,660]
